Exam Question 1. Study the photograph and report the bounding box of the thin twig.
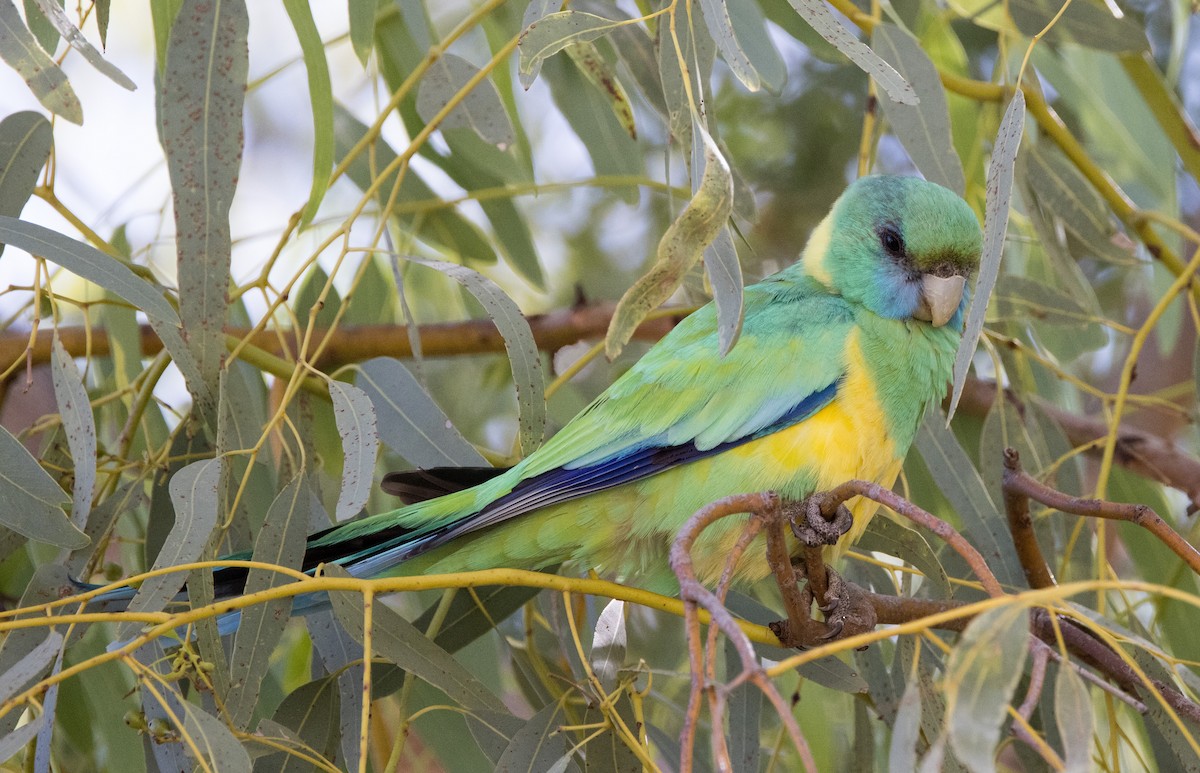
[1003,449,1200,576]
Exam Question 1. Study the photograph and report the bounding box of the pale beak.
[914,274,966,327]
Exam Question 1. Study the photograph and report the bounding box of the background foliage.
[0,0,1198,770]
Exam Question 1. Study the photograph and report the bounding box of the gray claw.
[788,499,854,547]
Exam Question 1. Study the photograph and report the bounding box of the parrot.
[93,175,983,624]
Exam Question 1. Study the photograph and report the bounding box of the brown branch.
[0,304,685,371]
[1000,449,1058,591]
[1003,449,1200,577]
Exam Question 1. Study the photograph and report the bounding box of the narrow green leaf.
[28,0,136,88]
[417,53,515,148]
[325,566,508,713]
[328,381,378,520]
[496,700,573,773]
[517,10,622,88]
[1008,0,1147,53]
[890,677,923,770]
[945,605,1030,772]
[50,335,96,530]
[283,0,334,227]
[356,356,489,468]
[347,0,377,65]
[607,127,732,358]
[915,413,1023,588]
[67,480,142,577]
[115,458,222,643]
[698,0,761,90]
[0,111,52,256]
[948,91,1023,419]
[176,700,252,773]
[703,225,744,355]
[1054,664,1093,773]
[413,582,544,653]
[20,0,57,53]
[872,23,965,195]
[157,0,248,398]
[726,636,762,773]
[257,677,341,773]
[0,424,84,548]
[305,608,364,771]
[542,54,641,196]
[994,275,1106,360]
[0,631,60,703]
[0,0,82,122]
[408,258,546,454]
[785,0,916,105]
[227,473,311,729]
[0,218,178,324]
[858,515,952,598]
[726,0,786,92]
[1020,143,1130,265]
[0,719,43,762]
[563,41,636,141]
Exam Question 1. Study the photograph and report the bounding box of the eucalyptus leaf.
[0,424,84,549]
[0,111,52,254]
[890,676,923,770]
[563,41,636,141]
[0,0,82,122]
[518,10,622,87]
[157,0,247,398]
[417,53,515,148]
[915,413,1022,588]
[607,127,732,358]
[697,0,761,91]
[0,631,61,703]
[282,0,333,227]
[945,605,1029,771]
[176,701,252,773]
[948,90,1023,419]
[256,677,341,773]
[28,0,135,88]
[703,225,744,355]
[1054,663,1094,773]
[496,699,574,773]
[325,566,508,713]
[347,0,376,65]
[872,23,965,195]
[227,474,311,729]
[327,381,379,520]
[726,636,762,773]
[590,599,626,693]
[786,0,916,105]
[51,335,96,530]
[115,458,222,644]
[357,356,490,468]
[407,258,546,454]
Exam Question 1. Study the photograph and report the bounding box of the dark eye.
[879,226,904,255]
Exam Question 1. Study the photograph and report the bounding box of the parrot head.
[800,176,983,328]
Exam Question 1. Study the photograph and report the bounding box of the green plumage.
[309,176,983,592]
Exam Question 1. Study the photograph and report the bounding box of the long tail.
[82,465,509,639]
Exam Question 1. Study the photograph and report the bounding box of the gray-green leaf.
[948,90,1023,419]
[0,424,84,548]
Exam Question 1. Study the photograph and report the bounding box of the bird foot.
[786,496,853,547]
[814,567,876,643]
[772,566,877,647]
